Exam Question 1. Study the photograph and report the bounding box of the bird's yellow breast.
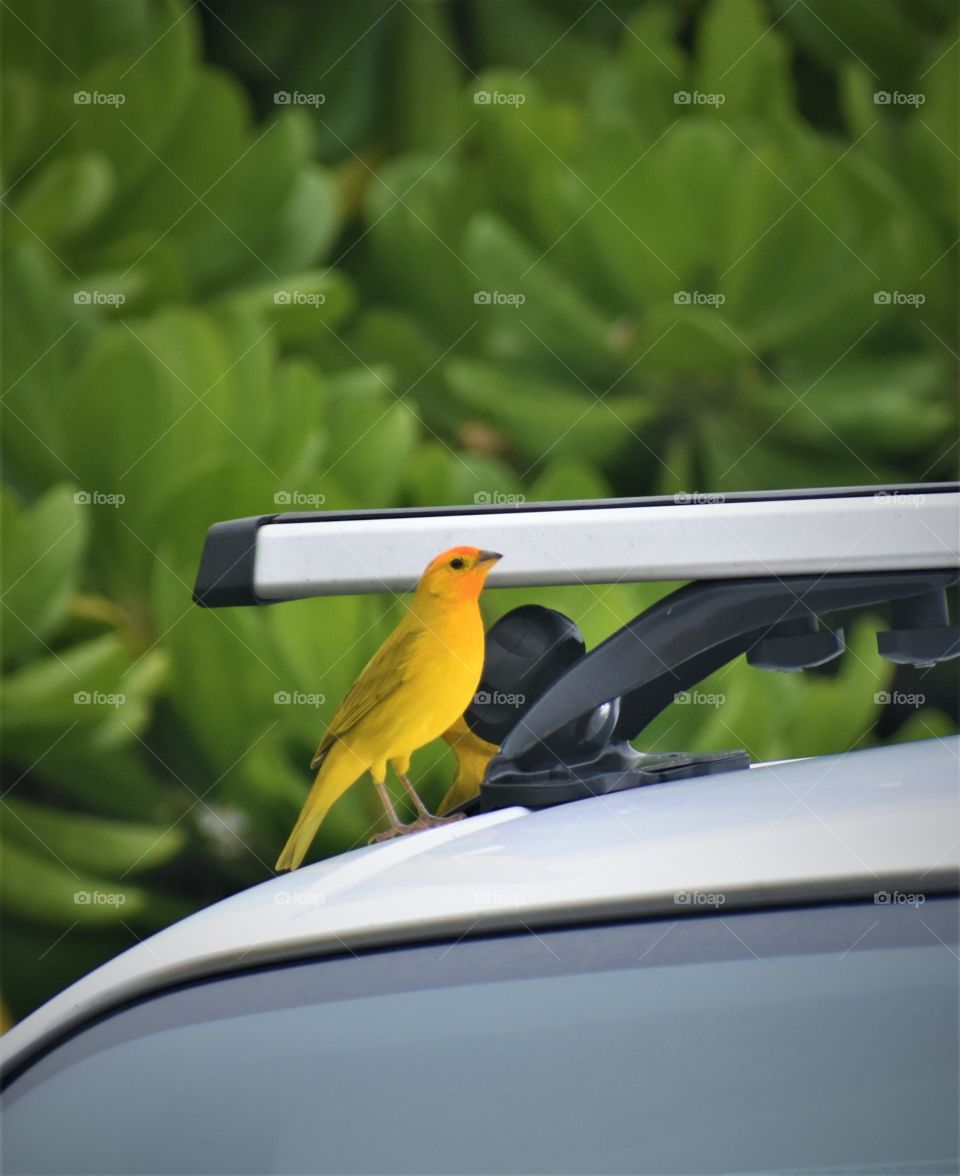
[355,604,485,762]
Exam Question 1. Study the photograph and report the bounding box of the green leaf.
[0,485,88,665]
[1,68,40,178]
[0,633,167,743]
[217,1,389,164]
[529,458,610,502]
[23,741,174,821]
[348,309,461,433]
[105,69,250,251]
[446,358,654,467]
[406,442,524,508]
[581,118,740,310]
[469,71,584,254]
[152,564,280,782]
[635,306,746,377]
[325,374,420,507]
[192,111,315,292]
[770,355,952,456]
[0,838,183,929]
[773,0,929,88]
[255,166,343,277]
[11,153,114,244]
[890,709,957,745]
[464,213,622,380]
[695,0,794,119]
[363,155,480,335]
[471,0,609,101]
[147,455,276,572]
[72,0,195,204]
[233,269,354,348]
[608,7,686,130]
[2,797,185,875]
[1,246,96,490]
[386,0,463,153]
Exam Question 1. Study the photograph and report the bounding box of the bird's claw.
[368,812,466,844]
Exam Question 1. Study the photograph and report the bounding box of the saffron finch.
[275,546,501,871]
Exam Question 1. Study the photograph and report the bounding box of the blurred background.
[1,0,957,1023]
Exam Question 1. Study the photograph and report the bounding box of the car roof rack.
[192,483,959,814]
[192,483,959,606]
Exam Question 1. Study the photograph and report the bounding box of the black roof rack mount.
[469,569,959,813]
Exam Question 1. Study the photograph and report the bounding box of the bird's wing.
[310,625,423,769]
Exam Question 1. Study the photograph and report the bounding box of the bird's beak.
[477,550,502,566]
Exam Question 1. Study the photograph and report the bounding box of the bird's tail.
[275,743,366,872]
[438,719,497,815]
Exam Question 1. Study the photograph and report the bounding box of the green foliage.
[1,0,956,1020]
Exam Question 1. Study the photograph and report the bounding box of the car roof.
[3,736,958,1078]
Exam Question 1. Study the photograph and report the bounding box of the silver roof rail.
[193,484,960,605]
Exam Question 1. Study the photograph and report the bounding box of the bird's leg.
[398,774,433,821]
[372,778,404,838]
[397,775,466,831]
[368,772,466,844]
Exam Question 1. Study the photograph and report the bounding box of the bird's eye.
[450,557,466,570]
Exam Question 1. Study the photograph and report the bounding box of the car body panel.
[3,736,958,1077]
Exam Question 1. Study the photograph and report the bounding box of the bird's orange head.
[417,545,502,603]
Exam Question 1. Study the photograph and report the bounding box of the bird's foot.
[368,812,466,844]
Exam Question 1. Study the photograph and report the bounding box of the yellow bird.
[438,715,498,815]
[275,546,501,871]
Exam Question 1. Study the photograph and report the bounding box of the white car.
[2,485,958,1175]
